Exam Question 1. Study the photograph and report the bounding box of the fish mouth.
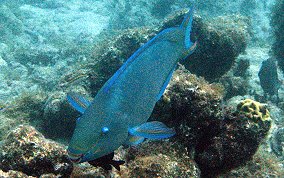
[69,156,83,163]
[68,153,83,163]
[67,148,84,163]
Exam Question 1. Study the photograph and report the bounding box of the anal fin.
[124,135,145,146]
[129,121,176,139]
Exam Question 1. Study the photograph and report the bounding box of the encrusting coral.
[236,99,271,122]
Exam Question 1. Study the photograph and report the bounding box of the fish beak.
[68,152,83,163]
[69,156,82,163]
[67,148,84,163]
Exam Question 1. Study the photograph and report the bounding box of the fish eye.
[101,127,109,134]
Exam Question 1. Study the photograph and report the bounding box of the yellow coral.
[236,99,271,122]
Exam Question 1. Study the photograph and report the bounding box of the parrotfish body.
[67,7,196,168]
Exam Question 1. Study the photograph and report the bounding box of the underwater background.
[0,0,283,177]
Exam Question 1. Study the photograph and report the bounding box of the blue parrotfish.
[67,7,197,169]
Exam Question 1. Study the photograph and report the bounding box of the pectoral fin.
[67,92,91,114]
[129,121,176,139]
[125,135,145,146]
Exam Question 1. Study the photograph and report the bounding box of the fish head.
[67,112,128,163]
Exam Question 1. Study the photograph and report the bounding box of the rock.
[220,75,249,99]
[194,99,272,177]
[41,91,80,140]
[0,115,26,140]
[0,170,35,178]
[124,141,200,178]
[271,0,284,73]
[233,58,250,78]
[4,92,46,123]
[0,125,73,177]
[163,10,251,81]
[183,14,250,81]
[152,65,224,151]
[14,45,60,66]
[0,5,24,36]
[270,127,284,157]
[0,56,8,70]
[221,146,284,177]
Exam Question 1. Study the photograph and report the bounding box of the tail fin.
[180,6,194,49]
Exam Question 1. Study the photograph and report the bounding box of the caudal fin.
[180,6,194,50]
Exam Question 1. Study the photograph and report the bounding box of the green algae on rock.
[0,125,73,177]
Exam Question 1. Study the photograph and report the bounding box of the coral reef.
[0,115,26,140]
[219,58,250,99]
[271,0,284,72]
[270,127,284,157]
[124,141,200,178]
[0,170,58,178]
[0,5,24,43]
[0,5,279,177]
[1,89,81,140]
[70,141,200,178]
[41,91,80,140]
[183,14,250,81]
[106,0,160,29]
[0,0,109,101]
[152,66,224,151]
[195,99,272,177]
[4,92,47,121]
[0,125,73,177]
[220,75,249,99]
[221,145,284,177]
[151,68,272,177]
[236,99,271,122]
[233,58,250,78]
[0,170,34,178]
